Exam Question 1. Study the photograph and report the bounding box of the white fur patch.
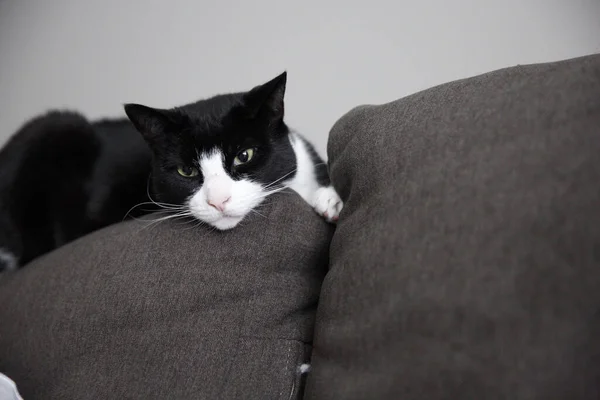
[188,150,265,230]
[299,363,311,374]
[287,134,343,222]
[0,248,17,271]
[287,134,320,202]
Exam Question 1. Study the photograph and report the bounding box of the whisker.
[131,210,193,230]
[182,219,210,232]
[144,174,187,207]
[235,186,291,203]
[263,169,297,189]
[250,209,267,219]
[138,213,192,223]
[123,177,188,221]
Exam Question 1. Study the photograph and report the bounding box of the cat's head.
[124,72,296,230]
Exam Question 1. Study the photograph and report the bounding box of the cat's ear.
[243,71,287,123]
[124,103,176,144]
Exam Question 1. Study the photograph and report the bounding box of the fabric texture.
[305,54,600,400]
[0,193,332,399]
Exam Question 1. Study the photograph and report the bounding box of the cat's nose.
[207,196,231,212]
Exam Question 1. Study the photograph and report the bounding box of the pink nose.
[207,196,231,212]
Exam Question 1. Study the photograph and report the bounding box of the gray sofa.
[1,53,599,399]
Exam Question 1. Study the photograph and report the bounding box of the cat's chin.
[208,215,245,231]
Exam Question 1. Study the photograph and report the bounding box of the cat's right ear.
[124,103,173,144]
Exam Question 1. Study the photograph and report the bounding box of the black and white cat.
[0,72,342,271]
[124,72,342,230]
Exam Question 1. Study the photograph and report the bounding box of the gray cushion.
[306,54,600,400]
[0,193,332,399]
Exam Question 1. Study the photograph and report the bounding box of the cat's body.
[0,112,153,269]
[0,72,342,271]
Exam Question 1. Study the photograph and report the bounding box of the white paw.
[312,186,343,223]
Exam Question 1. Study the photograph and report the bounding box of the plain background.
[0,0,599,155]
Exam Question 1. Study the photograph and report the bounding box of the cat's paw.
[312,186,343,223]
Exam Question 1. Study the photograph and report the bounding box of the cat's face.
[125,72,296,230]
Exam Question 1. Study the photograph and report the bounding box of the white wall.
[0,0,599,154]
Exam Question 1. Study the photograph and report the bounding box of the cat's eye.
[177,165,199,178]
[233,148,255,166]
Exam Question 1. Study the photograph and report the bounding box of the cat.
[0,113,154,271]
[0,72,342,271]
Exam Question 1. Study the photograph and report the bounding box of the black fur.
[0,111,152,270]
[0,72,300,270]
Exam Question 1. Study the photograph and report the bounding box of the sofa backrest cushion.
[306,54,600,400]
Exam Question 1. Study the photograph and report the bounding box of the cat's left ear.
[243,72,287,124]
[124,103,176,145]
